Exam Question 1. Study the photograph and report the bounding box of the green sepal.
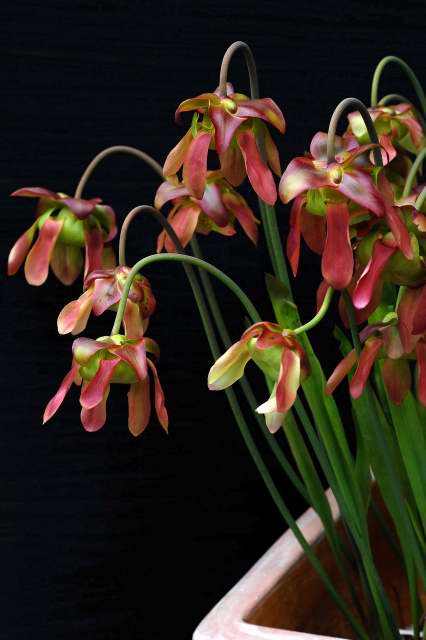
[56,208,85,246]
[265,273,299,330]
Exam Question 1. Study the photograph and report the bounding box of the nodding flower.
[8,187,116,286]
[163,83,285,204]
[43,334,168,436]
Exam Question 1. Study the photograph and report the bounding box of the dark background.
[1,1,425,638]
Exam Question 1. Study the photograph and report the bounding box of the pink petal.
[301,208,326,255]
[80,383,110,432]
[383,358,411,405]
[163,129,193,177]
[147,360,168,431]
[8,221,38,275]
[91,275,120,315]
[325,350,357,395]
[339,170,383,215]
[264,128,281,176]
[286,196,303,276]
[353,240,397,310]
[11,187,58,199]
[72,337,107,364]
[316,279,330,312]
[24,217,63,285]
[321,203,353,290]
[57,289,94,335]
[163,205,200,252]
[398,287,423,351]
[60,196,100,218]
[416,341,426,406]
[154,181,189,209]
[374,135,397,165]
[377,173,412,259]
[237,129,277,205]
[235,98,285,133]
[219,146,246,186]
[123,300,145,340]
[403,116,424,149]
[183,132,212,199]
[128,379,151,436]
[199,183,229,226]
[350,337,383,399]
[275,348,301,413]
[210,106,244,154]
[412,285,426,335]
[118,339,148,381]
[80,357,120,409]
[50,242,84,285]
[43,363,79,423]
[279,157,329,203]
[221,191,258,244]
[84,227,104,280]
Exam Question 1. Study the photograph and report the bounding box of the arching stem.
[327,97,383,168]
[74,145,163,198]
[415,185,426,211]
[294,287,334,335]
[219,41,291,294]
[371,56,426,118]
[403,148,426,197]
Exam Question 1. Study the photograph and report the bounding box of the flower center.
[329,163,343,185]
[221,98,238,114]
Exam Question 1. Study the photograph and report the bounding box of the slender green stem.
[294,287,333,335]
[415,185,426,211]
[371,56,426,117]
[327,97,383,168]
[218,41,292,294]
[74,145,163,198]
[112,253,260,335]
[403,148,426,197]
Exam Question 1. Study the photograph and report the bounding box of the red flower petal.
[72,337,107,363]
[60,196,100,218]
[416,341,426,406]
[276,348,301,413]
[210,106,244,154]
[398,286,423,351]
[183,132,212,200]
[200,183,229,227]
[7,221,38,275]
[383,358,411,405]
[118,339,147,381]
[50,242,84,285]
[300,208,326,255]
[325,350,357,395]
[80,383,110,432]
[321,203,353,290]
[219,146,246,187]
[57,289,94,335]
[286,196,303,277]
[339,170,382,215]
[163,129,193,177]
[24,218,63,285]
[377,173,412,259]
[80,358,120,409]
[154,181,189,209]
[235,98,285,133]
[43,363,79,423]
[279,157,329,204]
[222,191,258,244]
[147,360,168,431]
[128,379,151,436]
[84,227,104,280]
[264,128,281,176]
[163,204,200,252]
[353,240,396,310]
[123,301,145,340]
[11,187,58,199]
[237,129,277,205]
[91,275,120,315]
[350,337,383,399]
[412,285,426,335]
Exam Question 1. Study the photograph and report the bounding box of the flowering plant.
[8,43,426,639]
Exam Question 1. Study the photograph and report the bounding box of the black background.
[1,2,425,639]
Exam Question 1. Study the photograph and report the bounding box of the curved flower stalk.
[154,173,259,251]
[7,187,116,285]
[208,322,309,433]
[163,82,285,204]
[43,334,168,435]
[57,266,156,338]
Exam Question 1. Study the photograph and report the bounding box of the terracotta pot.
[193,490,416,639]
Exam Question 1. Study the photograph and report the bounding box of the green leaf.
[265,273,300,329]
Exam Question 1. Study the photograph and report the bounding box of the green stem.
[218,41,292,295]
[371,56,426,116]
[403,148,426,197]
[327,97,383,167]
[415,185,426,211]
[294,287,333,335]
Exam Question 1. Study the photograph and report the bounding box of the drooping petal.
[208,339,252,390]
[383,358,411,405]
[416,341,426,406]
[375,134,397,165]
[80,383,110,432]
[43,363,79,423]
[200,183,229,227]
[279,157,329,203]
[91,275,120,315]
[398,286,423,352]
[11,186,58,199]
[147,360,168,431]
[286,196,303,276]
[321,203,353,290]
[163,205,201,251]
[350,337,383,399]
[255,385,285,434]
[339,170,382,215]
[60,196,100,218]
[163,129,193,177]
[353,240,397,310]
[57,289,94,335]
[264,128,281,176]
[235,98,285,133]
[128,379,151,436]
[275,348,301,413]
[80,358,120,409]
[412,285,426,335]
[300,208,326,255]
[7,221,38,275]
[50,242,84,285]
[154,180,189,209]
[123,300,145,340]
[221,191,258,244]
[175,93,219,118]
[182,131,212,199]
[377,173,412,259]
[24,218,63,285]
[325,350,357,395]
[219,145,246,186]
[237,129,277,205]
[84,227,104,280]
[210,107,244,154]
[118,339,148,381]
[72,336,107,364]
